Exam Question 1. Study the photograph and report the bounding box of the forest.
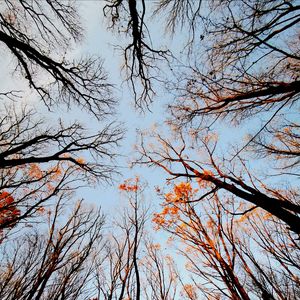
[0,1,299,299]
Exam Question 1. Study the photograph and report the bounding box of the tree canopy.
[0,0,299,299]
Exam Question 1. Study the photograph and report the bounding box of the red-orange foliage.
[0,191,20,241]
[152,182,198,230]
[118,177,139,192]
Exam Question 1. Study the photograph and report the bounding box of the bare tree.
[0,105,122,233]
[0,198,105,300]
[141,240,179,300]
[153,0,203,48]
[152,180,300,299]
[0,0,115,118]
[103,0,170,109]
[137,131,300,234]
[94,178,148,300]
[163,1,300,123]
[0,0,123,232]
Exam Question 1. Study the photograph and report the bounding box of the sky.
[71,1,171,214]
[0,0,261,215]
[1,2,297,299]
[0,2,180,239]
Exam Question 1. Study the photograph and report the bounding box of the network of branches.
[0,0,299,300]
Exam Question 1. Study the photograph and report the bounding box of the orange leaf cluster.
[181,284,197,300]
[203,169,214,176]
[0,192,20,224]
[76,157,86,165]
[0,191,20,230]
[149,243,161,250]
[165,182,194,203]
[28,163,43,179]
[195,170,214,189]
[118,177,139,192]
[152,211,180,230]
[118,183,138,192]
[37,207,46,214]
[25,163,65,197]
[153,182,198,230]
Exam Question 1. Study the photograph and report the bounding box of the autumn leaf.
[118,177,139,192]
[0,191,21,241]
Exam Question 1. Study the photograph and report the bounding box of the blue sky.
[1,2,296,298]
[72,1,171,214]
[0,0,266,216]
